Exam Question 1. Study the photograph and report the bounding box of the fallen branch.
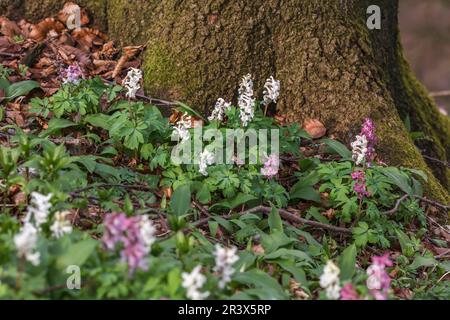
[430,90,450,97]
[422,155,450,168]
[383,194,449,216]
[193,205,352,234]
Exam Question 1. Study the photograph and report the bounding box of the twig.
[422,155,450,168]
[383,194,449,215]
[102,79,176,107]
[69,183,154,196]
[0,51,21,58]
[430,90,450,97]
[193,205,351,234]
[383,195,409,215]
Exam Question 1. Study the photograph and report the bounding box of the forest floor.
[0,3,449,300]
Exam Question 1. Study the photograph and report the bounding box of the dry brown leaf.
[13,192,27,206]
[0,17,22,38]
[112,45,143,78]
[303,118,327,139]
[57,2,90,26]
[29,18,65,42]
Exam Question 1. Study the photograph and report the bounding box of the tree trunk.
[2,0,449,201]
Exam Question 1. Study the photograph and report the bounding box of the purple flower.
[351,170,370,199]
[360,118,377,164]
[366,253,392,300]
[103,213,156,274]
[261,154,279,178]
[62,64,83,84]
[340,284,360,300]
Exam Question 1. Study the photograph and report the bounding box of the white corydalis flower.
[139,215,157,253]
[213,245,239,289]
[173,113,192,142]
[351,134,368,165]
[50,211,73,239]
[208,98,232,122]
[24,192,52,229]
[199,148,215,176]
[14,222,40,266]
[320,260,341,300]
[238,74,255,127]
[263,76,281,106]
[123,68,142,99]
[182,265,210,300]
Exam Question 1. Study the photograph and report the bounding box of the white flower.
[173,113,192,142]
[213,245,239,289]
[24,192,52,229]
[123,68,142,99]
[199,148,215,176]
[351,134,368,165]
[238,74,255,127]
[208,98,232,122]
[182,265,210,300]
[320,260,341,300]
[139,215,156,252]
[50,211,73,239]
[14,222,40,266]
[263,76,281,106]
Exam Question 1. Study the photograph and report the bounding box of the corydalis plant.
[62,64,83,84]
[351,170,370,199]
[261,154,279,178]
[320,260,341,300]
[238,74,255,127]
[103,213,156,273]
[263,76,281,106]
[213,245,239,289]
[366,253,392,300]
[208,98,232,122]
[173,113,192,142]
[182,265,210,300]
[351,118,377,166]
[123,67,142,99]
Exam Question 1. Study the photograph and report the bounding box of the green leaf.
[290,184,321,203]
[176,101,206,121]
[233,270,288,300]
[408,255,438,270]
[268,207,283,233]
[170,184,191,217]
[56,238,97,269]
[339,244,357,280]
[320,138,352,159]
[5,80,40,100]
[383,167,413,195]
[39,118,77,137]
[84,114,112,130]
[0,78,11,90]
[395,229,416,257]
[210,193,257,210]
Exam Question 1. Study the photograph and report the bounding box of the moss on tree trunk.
[2,0,449,201]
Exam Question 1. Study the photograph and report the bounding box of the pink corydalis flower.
[360,118,377,164]
[62,64,83,84]
[261,154,279,178]
[103,213,156,274]
[366,253,392,300]
[340,284,360,300]
[351,170,370,199]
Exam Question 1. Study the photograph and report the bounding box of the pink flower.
[103,213,156,274]
[340,284,360,300]
[261,154,279,178]
[351,170,370,199]
[62,64,83,83]
[360,118,377,164]
[366,253,392,300]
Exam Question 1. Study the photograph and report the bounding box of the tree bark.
[2,0,449,201]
